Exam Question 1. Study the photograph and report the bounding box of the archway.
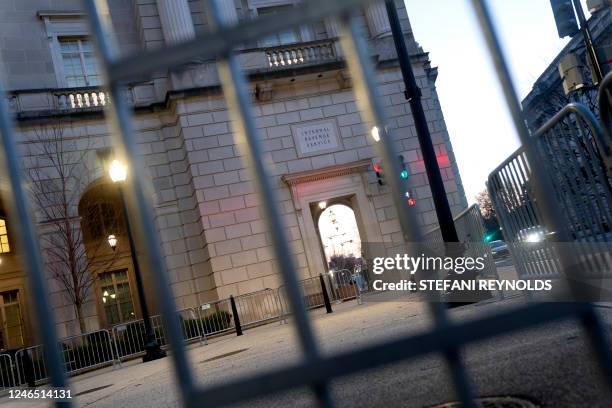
[78,181,136,327]
[316,202,370,291]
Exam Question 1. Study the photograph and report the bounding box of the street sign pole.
[384,0,459,243]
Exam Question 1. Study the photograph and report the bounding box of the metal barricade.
[598,71,612,169]
[15,330,117,386]
[234,289,283,329]
[113,308,205,360]
[0,353,16,394]
[488,104,612,279]
[423,204,499,280]
[197,298,236,337]
[277,276,325,318]
[327,269,362,304]
[0,1,608,407]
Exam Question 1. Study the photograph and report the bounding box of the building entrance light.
[109,159,127,183]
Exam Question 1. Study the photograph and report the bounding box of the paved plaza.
[2,280,612,408]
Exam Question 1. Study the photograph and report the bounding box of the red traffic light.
[407,197,417,206]
[373,162,382,173]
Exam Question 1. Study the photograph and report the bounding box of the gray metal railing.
[424,204,499,282]
[15,329,117,387]
[488,104,612,279]
[112,307,206,361]
[0,353,16,394]
[0,1,609,407]
[598,71,612,167]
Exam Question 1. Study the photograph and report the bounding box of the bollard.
[229,295,243,336]
[319,274,333,314]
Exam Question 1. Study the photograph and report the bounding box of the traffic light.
[550,0,579,38]
[404,191,417,206]
[398,155,409,180]
[373,161,384,186]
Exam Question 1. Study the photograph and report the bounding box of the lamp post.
[384,0,459,243]
[108,159,166,362]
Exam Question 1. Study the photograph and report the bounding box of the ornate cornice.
[281,159,371,186]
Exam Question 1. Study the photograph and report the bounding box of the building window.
[257,6,299,46]
[59,38,101,87]
[0,290,24,351]
[0,219,10,253]
[99,270,134,325]
[82,201,123,243]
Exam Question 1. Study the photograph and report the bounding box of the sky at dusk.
[403,0,590,203]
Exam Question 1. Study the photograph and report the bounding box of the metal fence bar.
[14,330,118,387]
[81,0,195,399]
[0,353,16,393]
[337,10,477,408]
[205,1,332,405]
[0,1,597,407]
[106,0,368,84]
[0,82,69,407]
[190,301,590,406]
[472,0,612,380]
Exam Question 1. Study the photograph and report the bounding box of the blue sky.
[403,0,589,202]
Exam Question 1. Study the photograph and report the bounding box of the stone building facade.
[522,4,611,130]
[0,0,467,347]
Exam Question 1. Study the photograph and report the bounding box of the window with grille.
[99,270,135,325]
[82,201,124,243]
[257,6,299,46]
[59,38,101,87]
[0,290,24,351]
[0,219,10,253]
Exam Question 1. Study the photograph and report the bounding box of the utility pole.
[384,0,459,243]
[572,0,604,84]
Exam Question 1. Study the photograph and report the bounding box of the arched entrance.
[316,203,362,271]
[78,181,137,327]
[313,200,368,293]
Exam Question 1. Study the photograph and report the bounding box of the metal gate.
[0,1,610,408]
[488,103,612,279]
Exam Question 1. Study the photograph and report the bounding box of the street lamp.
[107,234,117,251]
[108,158,166,362]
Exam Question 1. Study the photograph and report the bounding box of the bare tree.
[476,189,495,220]
[26,123,116,334]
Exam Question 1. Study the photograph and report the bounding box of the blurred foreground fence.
[0,0,610,407]
[424,204,499,282]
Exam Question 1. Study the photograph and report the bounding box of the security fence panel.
[0,353,16,394]
[488,104,612,280]
[113,309,205,360]
[15,330,117,386]
[234,289,283,329]
[0,0,608,407]
[198,299,236,337]
[424,204,499,281]
[327,270,362,303]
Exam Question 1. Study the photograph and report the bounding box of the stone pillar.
[365,1,391,38]
[325,18,341,38]
[217,0,239,25]
[156,0,196,44]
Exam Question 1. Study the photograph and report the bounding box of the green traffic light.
[483,233,493,243]
[400,169,409,180]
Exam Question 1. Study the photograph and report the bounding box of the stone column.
[217,0,238,25]
[324,18,341,38]
[156,0,196,44]
[365,1,391,38]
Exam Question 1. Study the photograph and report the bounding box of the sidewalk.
[2,293,611,407]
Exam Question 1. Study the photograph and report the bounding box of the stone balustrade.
[265,40,337,68]
[55,89,110,110]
